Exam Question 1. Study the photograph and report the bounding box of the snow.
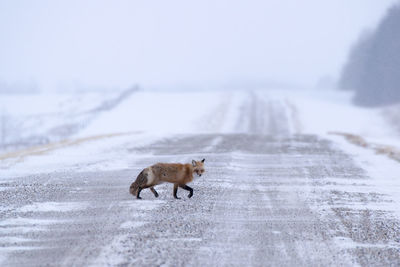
[334,236,400,250]
[0,91,122,153]
[119,221,146,229]
[0,226,48,234]
[0,132,159,178]
[260,88,399,138]
[89,234,128,267]
[18,202,88,213]
[90,199,167,267]
[330,135,400,218]
[118,200,166,211]
[0,237,32,243]
[77,90,243,137]
[0,92,112,116]
[0,218,62,226]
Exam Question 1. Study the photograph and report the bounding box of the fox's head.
[192,159,205,177]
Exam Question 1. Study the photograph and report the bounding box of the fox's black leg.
[179,184,194,198]
[136,187,143,199]
[150,187,159,198]
[173,184,181,199]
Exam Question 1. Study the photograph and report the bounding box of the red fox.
[129,159,205,199]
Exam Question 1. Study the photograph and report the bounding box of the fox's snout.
[194,171,203,177]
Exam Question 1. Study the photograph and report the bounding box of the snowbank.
[77,90,243,137]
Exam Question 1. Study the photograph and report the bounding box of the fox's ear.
[201,158,205,163]
[192,160,196,167]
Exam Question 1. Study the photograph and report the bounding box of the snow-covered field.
[1,87,400,266]
[0,88,136,152]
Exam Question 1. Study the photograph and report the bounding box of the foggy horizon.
[0,0,398,91]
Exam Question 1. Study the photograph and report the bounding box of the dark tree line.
[339,4,400,106]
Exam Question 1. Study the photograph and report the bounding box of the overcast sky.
[0,0,398,91]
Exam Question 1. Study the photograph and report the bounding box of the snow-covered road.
[1,89,400,266]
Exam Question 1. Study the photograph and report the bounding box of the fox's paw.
[136,196,142,200]
[174,196,181,199]
[188,193,193,198]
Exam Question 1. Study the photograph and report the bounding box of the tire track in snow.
[235,91,292,135]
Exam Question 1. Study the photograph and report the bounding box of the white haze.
[0,0,397,91]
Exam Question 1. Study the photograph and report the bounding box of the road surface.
[1,94,400,266]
